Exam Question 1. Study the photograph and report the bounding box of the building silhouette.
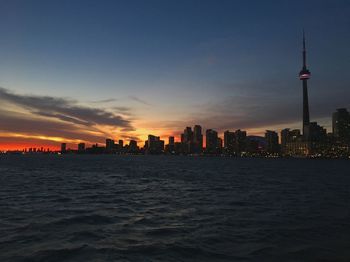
[169,136,175,145]
[224,130,235,155]
[106,139,115,153]
[281,128,291,151]
[308,122,327,142]
[235,129,247,154]
[217,137,223,154]
[146,135,164,154]
[181,127,193,154]
[246,136,266,154]
[78,143,85,152]
[281,128,301,152]
[179,125,203,154]
[165,136,175,154]
[117,140,124,152]
[265,130,279,154]
[333,108,350,143]
[193,125,203,154]
[206,129,218,154]
[128,140,138,153]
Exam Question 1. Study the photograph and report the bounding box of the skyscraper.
[169,136,175,146]
[281,128,291,151]
[217,137,223,154]
[183,127,193,144]
[118,139,124,153]
[106,139,115,152]
[265,130,279,154]
[147,135,164,154]
[128,140,138,153]
[333,108,350,143]
[181,127,193,154]
[299,31,311,140]
[206,129,218,154]
[166,136,175,154]
[224,130,235,155]
[235,129,247,154]
[193,125,203,154]
[308,122,327,142]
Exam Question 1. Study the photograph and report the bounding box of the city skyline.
[5,103,350,158]
[1,1,350,150]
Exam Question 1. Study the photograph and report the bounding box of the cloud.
[0,110,106,143]
[89,98,118,104]
[35,111,93,126]
[0,87,136,146]
[128,95,152,106]
[119,134,142,142]
[112,106,131,112]
[0,87,133,129]
[111,106,134,117]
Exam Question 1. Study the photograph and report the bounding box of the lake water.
[0,155,349,261]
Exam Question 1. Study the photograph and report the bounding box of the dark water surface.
[0,155,350,261]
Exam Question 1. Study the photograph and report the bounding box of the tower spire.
[302,29,307,69]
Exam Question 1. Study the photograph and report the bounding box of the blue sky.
[0,0,349,148]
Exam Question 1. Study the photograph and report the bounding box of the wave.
[51,214,114,226]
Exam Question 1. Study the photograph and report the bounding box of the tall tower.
[299,31,311,140]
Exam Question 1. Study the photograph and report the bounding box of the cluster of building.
[55,106,349,158]
[142,127,248,156]
[59,139,139,155]
[281,108,350,157]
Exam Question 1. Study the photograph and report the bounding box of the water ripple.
[0,155,350,261]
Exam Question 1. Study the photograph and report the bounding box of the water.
[0,155,350,262]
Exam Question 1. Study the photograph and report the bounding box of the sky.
[0,0,350,150]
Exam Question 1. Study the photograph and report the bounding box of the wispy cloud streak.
[0,87,133,129]
[0,87,135,146]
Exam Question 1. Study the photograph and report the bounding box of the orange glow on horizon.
[0,132,91,151]
[0,144,60,151]
[0,124,292,151]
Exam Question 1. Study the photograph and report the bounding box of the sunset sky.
[0,0,350,150]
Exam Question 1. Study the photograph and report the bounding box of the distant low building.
[86,143,105,154]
